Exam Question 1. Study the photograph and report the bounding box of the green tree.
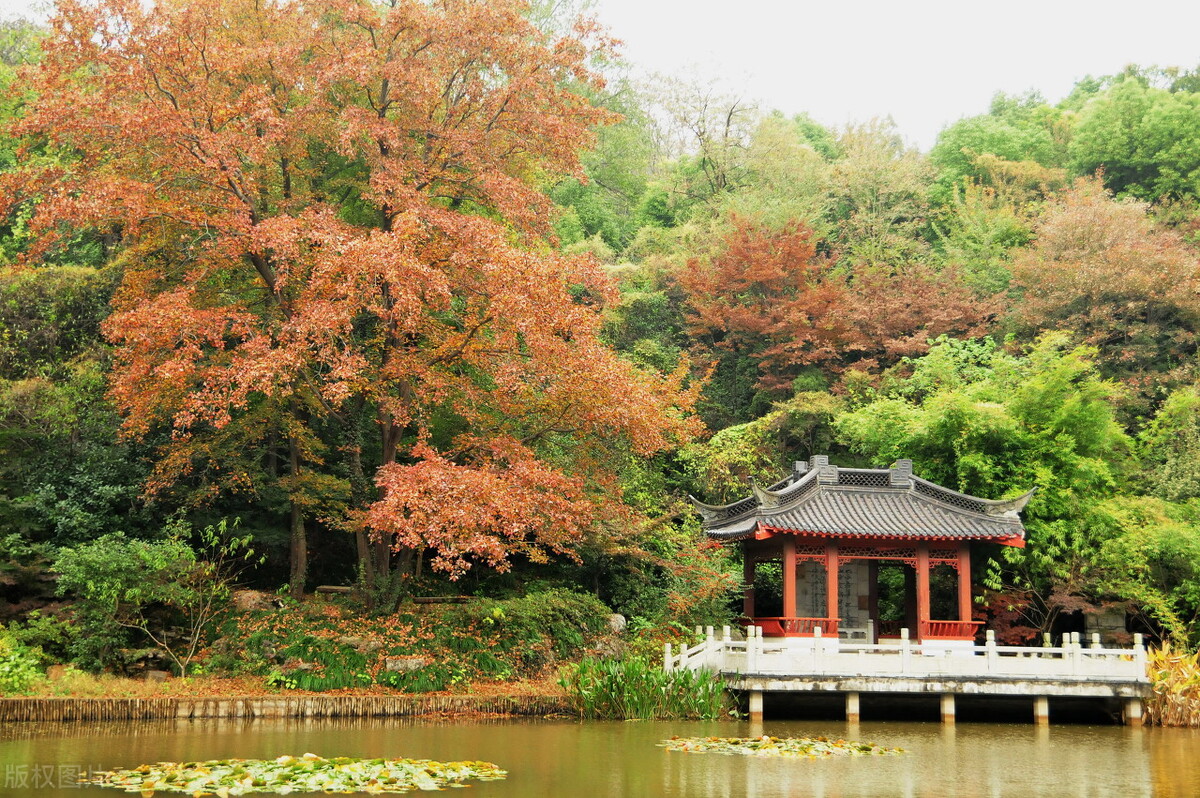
[550,77,658,252]
[1070,77,1200,201]
[835,334,1132,632]
[1140,384,1200,502]
[930,92,1066,200]
[828,119,933,267]
[1086,496,1200,643]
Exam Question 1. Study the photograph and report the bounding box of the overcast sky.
[4,0,1200,150]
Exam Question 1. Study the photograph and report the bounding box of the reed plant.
[558,655,731,720]
[1145,642,1200,726]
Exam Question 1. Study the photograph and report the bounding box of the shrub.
[53,520,259,675]
[0,632,44,695]
[226,588,611,692]
[452,588,612,671]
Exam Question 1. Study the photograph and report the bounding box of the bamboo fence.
[0,694,573,723]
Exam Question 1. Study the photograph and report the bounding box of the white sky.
[4,0,1200,150]
[593,0,1200,149]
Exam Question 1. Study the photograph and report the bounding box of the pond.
[2,715,1199,797]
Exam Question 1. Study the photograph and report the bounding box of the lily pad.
[82,752,506,794]
[659,735,904,758]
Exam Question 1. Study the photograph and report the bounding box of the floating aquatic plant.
[83,753,506,794]
[660,735,904,758]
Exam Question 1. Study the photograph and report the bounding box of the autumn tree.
[1008,178,1200,409]
[676,216,850,403]
[6,0,700,594]
[836,262,998,371]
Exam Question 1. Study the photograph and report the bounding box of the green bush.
[0,632,44,694]
[53,520,258,674]
[559,655,731,720]
[376,662,467,693]
[6,611,73,665]
[453,588,612,670]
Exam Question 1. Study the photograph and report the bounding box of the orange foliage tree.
[678,215,995,397]
[677,216,852,393]
[838,262,998,371]
[1010,178,1200,404]
[5,0,700,591]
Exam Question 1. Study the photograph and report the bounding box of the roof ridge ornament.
[686,495,721,521]
[984,488,1038,517]
[751,483,782,508]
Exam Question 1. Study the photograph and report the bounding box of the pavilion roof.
[690,456,1032,546]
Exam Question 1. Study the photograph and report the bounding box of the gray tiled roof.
[691,456,1032,544]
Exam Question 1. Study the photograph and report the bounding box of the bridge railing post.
[900,628,911,674]
[664,643,672,672]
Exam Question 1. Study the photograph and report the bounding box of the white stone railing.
[665,625,1149,683]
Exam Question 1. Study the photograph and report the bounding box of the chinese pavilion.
[691,456,1034,643]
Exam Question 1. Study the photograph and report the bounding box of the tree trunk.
[373,408,406,583]
[288,437,307,599]
[289,504,307,600]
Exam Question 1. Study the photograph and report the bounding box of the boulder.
[232,589,275,612]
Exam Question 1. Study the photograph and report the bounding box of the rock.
[384,656,431,673]
[607,613,627,634]
[336,636,366,648]
[594,638,624,659]
[282,658,316,671]
[232,589,275,612]
[143,670,170,683]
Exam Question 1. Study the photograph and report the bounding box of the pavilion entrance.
[742,536,979,642]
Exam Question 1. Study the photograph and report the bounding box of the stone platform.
[666,626,1151,726]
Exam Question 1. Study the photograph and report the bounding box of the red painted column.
[825,541,839,630]
[957,541,972,623]
[916,542,931,640]
[743,552,757,619]
[868,560,879,642]
[782,537,797,620]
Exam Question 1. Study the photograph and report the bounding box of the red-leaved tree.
[677,216,853,392]
[5,0,701,591]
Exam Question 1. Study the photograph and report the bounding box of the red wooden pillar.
[916,542,931,640]
[868,560,879,642]
[743,553,757,618]
[782,536,797,620]
[957,541,972,623]
[825,541,839,627]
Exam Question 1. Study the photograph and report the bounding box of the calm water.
[2,716,1199,797]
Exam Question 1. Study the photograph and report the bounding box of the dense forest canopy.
[2,0,1200,669]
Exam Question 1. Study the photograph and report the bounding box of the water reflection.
[0,716,1197,797]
